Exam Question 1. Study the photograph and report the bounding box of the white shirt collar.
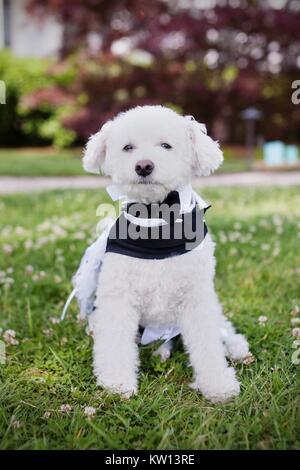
[106,183,209,214]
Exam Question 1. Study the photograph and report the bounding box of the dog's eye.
[161,143,172,150]
[123,144,134,152]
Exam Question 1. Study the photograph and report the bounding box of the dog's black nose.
[135,160,154,177]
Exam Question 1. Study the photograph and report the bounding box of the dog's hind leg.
[220,315,250,362]
[180,287,240,403]
[153,340,173,361]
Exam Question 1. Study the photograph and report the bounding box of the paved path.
[0,172,299,194]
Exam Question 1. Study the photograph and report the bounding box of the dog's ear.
[186,116,223,176]
[83,121,113,174]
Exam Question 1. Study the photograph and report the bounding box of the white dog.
[82,105,250,403]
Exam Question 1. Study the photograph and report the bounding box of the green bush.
[0,50,76,147]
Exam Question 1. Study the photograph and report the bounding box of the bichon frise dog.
[81,105,250,403]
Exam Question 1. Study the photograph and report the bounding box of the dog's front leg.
[92,295,139,397]
[180,291,240,403]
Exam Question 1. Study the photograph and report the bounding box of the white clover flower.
[291,306,300,316]
[60,404,72,413]
[24,240,33,250]
[3,329,19,345]
[54,275,62,284]
[11,417,21,429]
[243,354,255,365]
[15,226,26,236]
[50,317,60,325]
[25,265,34,276]
[292,327,300,338]
[258,315,268,325]
[60,337,68,346]
[261,244,270,251]
[73,231,86,240]
[3,244,13,255]
[272,246,281,257]
[42,328,53,338]
[42,411,51,420]
[84,406,97,418]
[291,318,300,326]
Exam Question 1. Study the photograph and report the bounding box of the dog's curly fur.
[83,105,250,403]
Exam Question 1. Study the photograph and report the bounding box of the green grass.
[0,186,299,450]
[0,146,262,177]
[0,148,85,176]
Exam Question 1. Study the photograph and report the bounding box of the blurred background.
[0,0,299,175]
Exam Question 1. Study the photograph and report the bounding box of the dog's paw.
[190,367,240,403]
[225,334,250,362]
[96,378,137,398]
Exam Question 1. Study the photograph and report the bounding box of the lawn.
[0,146,263,176]
[0,186,299,450]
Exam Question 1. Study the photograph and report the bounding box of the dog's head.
[83,105,223,202]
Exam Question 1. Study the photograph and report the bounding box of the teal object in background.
[263,141,299,166]
[286,145,299,165]
[263,141,285,166]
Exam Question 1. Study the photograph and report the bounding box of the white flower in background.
[3,244,13,255]
[291,318,300,326]
[0,271,5,280]
[15,226,26,236]
[243,354,255,365]
[272,245,281,257]
[42,411,51,420]
[261,244,270,251]
[11,416,21,429]
[258,315,268,325]
[3,329,19,345]
[84,406,97,418]
[73,231,86,240]
[292,328,300,338]
[60,404,72,413]
[50,317,60,325]
[219,231,227,244]
[7,267,13,274]
[24,239,33,250]
[42,328,53,338]
[60,337,68,346]
[233,222,242,230]
[291,306,300,316]
[25,265,34,276]
[54,275,62,284]
[276,226,283,235]
[39,271,46,278]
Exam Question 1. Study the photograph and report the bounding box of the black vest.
[106,191,209,260]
